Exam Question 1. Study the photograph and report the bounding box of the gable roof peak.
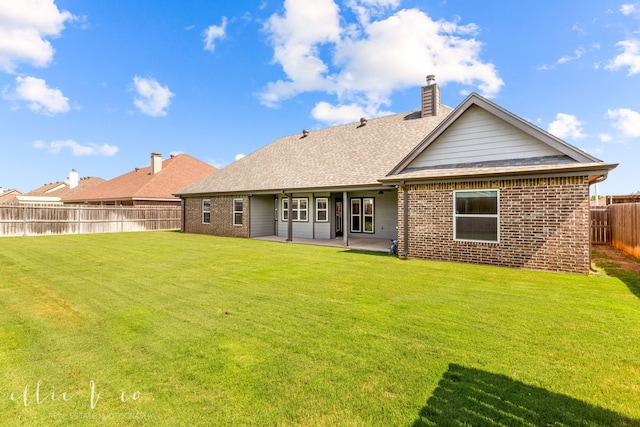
[387,91,608,178]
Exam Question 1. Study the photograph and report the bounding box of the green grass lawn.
[0,231,639,426]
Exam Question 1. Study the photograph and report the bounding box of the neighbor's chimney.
[68,169,79,189]
[151,152,162,174]
[421,74,440,117]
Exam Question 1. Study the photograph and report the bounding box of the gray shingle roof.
[177,107,453,195]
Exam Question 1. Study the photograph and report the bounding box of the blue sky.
[1,0,639,196]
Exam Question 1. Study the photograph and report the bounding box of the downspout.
[402,181,408,258]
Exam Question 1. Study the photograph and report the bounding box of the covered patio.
[252,235,392,253]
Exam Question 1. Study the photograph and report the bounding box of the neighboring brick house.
[13,170,104,204]
[176,77,617,274]
[63,153,217,206]
[0,188,22,204]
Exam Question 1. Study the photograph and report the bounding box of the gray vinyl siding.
[346,190,397,240]
[314,222,331,239]
[372,191,398,240]
[249,195,275,237]
[273,191,397,240]
[408,105,563,168]
[276,193,314,239]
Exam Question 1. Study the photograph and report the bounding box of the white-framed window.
[316,197,328,222]
[202,199,211,224]
[282,197,308,222]
[233,198,243,226]
[454,190,499,242]
[350,198,375,233]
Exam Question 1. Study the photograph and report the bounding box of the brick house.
[63,152,216,206]
[14,170,104,204]
[176,78,616,274]
[0,188,22,204]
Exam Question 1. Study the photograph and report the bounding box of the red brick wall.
[183,196,249,238]
[398,177,591,274]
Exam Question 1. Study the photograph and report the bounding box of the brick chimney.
[421,74,440,117]
[151,152,162,174]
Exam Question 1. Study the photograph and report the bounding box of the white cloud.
[261,1,503,125]
[557,47,586,64]
[571,22,586,35]
[203,17,227,52]
[3,76,70,115]
[605,39,640,75]
[620,4,638,15]
[547,113,587,139]
[345,0,400,25]
[312,101,367,125]
[310,100,392,125]
[584,146,604,157]
[539,47,586,70]
[34,139,119,156]
[261,0,342,106]
[0,0,75,72]
[599,133,613,142]
[206,158,225,169]
[234,153,245,161]
[132,76,174,117]
[606,108,640,137]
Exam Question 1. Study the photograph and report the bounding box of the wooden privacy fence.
[0,204,181,237]
[590,207,610,245]
[609,203,640,259]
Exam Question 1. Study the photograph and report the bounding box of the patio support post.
[343,191,348,247]
[287,193,293,241]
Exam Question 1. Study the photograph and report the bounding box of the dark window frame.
[350,197,375,234]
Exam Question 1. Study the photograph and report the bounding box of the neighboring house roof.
[608,193,640,204]
[176,107,454,196]
[382,93,616,184]
[0,189,22,204]
[24,177,105,198]
[64,153,217,203]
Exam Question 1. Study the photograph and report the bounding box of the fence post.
[121,206,124,232]
[23,205,27,236]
